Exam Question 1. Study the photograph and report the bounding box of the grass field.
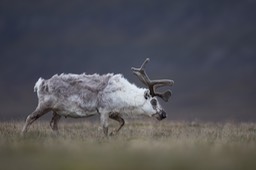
[1,120,256,170]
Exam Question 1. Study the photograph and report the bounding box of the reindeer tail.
[34,78,44,92]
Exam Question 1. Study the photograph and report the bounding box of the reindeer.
[21,58,174,136]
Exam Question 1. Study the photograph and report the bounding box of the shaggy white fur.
[33,73,162,118]
[100,74,161,116]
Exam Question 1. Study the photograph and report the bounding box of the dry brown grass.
[1,120,256,170]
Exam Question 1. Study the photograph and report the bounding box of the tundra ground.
[1,120,256,170]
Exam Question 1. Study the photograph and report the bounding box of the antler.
[131,58,174,102]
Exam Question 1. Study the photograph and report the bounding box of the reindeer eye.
[150,99,157,106]
[144,91,150,100]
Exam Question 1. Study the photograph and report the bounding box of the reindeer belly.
[58,110,98,118]
[53,95,98,118]
[55,106,98,118]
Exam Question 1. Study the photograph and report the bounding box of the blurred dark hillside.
[0,0,255,121]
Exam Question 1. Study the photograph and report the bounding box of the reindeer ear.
[144,90,150,100]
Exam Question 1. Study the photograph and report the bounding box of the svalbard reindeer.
[21,58,174,136]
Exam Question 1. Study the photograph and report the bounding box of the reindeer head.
[132,58,174,120]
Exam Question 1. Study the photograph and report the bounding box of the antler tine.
[151,79,174,88]
[131,58,151,87]
[131,58,150,71]
[154,90,172,102]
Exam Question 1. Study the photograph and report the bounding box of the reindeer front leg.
[109,113,125,136]
[100,112,109,136]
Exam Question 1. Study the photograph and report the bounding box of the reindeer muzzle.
[160,110,167,120]
[154,110,167,120]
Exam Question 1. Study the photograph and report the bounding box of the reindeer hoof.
[109,131,117,136]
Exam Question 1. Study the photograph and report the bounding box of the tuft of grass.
[0,120,256,170]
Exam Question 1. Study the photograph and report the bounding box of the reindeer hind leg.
[21,105,50,135]
[50,112,61,132]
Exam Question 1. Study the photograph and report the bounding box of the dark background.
[0,0,255,122]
